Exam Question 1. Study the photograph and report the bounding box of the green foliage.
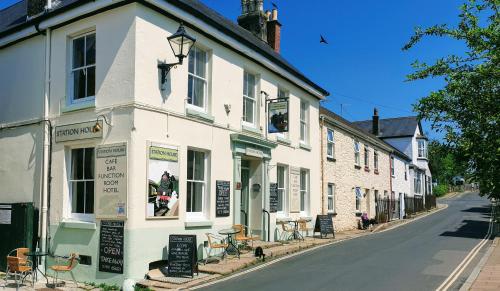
[84,281,120,291]
[134,286,153,291]
[403,0,500,198]
[433,184,450,197]
[428,140,466,184]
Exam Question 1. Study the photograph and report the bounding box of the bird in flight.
[320,35,328,44]
[271,2,278,9]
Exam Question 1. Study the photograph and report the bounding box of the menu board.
[99,220,124,274]
[168,235,198,278]
[95,143,127,219]
[269,182,278,213]
[215,180,230,217]
[314,215,335,238]
[290,167,301,213]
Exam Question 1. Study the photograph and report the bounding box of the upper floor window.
[300,101,309,143]
[69,147,95,221]
[391,156,395,176]
[327,183,335,212]
[364,146,370,168]
[326,129,335,159]
[404,164,408,180]
[374,150,379,170]
[418,140,427,158]
[354,140,361,166]
[243,72,257,125]
[187,47,208,110]
[70,32,96,103]
[186,149,208,218]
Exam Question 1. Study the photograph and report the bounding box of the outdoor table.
[24,251,49,284]
[218,228,240,259]
[288,220,304,240]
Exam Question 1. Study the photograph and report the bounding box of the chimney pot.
[271,8,278,20]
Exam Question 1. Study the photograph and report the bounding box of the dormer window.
[418,139,427,159]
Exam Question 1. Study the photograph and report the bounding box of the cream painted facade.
[0,1,326,284]
[319,111,392,231]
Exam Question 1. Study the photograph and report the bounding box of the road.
[201,192,492,291]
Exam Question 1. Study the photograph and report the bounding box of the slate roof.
[319,107,412,161]
[352,116,421,138]
[0,0,328,97]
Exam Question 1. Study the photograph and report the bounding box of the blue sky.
[0,0,468,140]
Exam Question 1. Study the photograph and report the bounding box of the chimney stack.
[238,0,268,41]
[266,8,281,53]
[372,108,380,136]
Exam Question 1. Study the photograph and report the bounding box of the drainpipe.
[389,152,393,222]
[320,116,325,215]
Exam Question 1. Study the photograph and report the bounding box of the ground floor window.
[300,169,309,214]
[355,187,362,211]
[69,147,95,220]
[186,149,208,217]
[327,183,335,212]
[277,165,288,214]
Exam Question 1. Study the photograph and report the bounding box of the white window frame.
[299,169,309,215]
[326,128,335,159]
[418,140,427,158]
[186,149,209,220]
[276,164,288,216]
[354,140,361,166]
[67,146,95,222]
[300,100,309,144]
[187,46,208,112]
[364,145,370,168]
[391,156,395,176]
[68,31,96,106]
[242,71,257,127]
[374,150,379,170]
[327,183,335,213]
[355,187,362,211]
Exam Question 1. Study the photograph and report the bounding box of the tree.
[428,140,466,184]
[403,0,500,198]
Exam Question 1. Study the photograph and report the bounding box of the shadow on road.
[440,219,491,239]
[461,206,491,214]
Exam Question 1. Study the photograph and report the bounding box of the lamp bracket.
[158,58,183,86]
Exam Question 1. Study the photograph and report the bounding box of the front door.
[240,168,250,229]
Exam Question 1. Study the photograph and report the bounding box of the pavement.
[198,192,492,291]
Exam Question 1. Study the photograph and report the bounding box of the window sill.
[355,212,362,217]
[186,107,214,123]
[61,219,96,230]
[62,101,95,113]
[242,124,261,135]
[374,169,379,175]
[327,157,336,162]
[364,167,370,172]
[417,157,428,161]
[184,220,213,228]
[299,142,311,151]
[354,165,361,170]
[327,212,337,216]
[276,136,291,145]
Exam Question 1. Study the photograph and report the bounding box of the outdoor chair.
[204,233,228,264]
[5,248,31,269]
[233,224,258,250]
[298,219,313,238]
[49,253,79,288]
[279,222,295,241]
[5,256,34,288]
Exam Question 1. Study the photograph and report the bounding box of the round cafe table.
[218,228,240,258]
[24,251,49,284]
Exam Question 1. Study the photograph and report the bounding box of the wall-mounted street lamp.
[158,23,196,87]
[92,114,112,133]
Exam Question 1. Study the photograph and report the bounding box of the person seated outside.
[361,212,370,230]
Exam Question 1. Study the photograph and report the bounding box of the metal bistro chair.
[5,248,31,271]
[5,256,34,288]
[49,253,79,288]
[204,233,228,264]
[298,219,313,239]
[279,222,295,241]
[233,224,258,250]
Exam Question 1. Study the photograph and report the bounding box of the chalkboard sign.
[215,180,230,217]
[168,235,198,278]
[269,182,278,213]
[99,220,124,274]
[314,215,335,238]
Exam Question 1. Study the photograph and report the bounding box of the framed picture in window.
[146,142,180,219]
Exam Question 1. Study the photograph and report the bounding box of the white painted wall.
[391,155,411,198]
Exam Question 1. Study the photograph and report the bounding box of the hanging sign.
[99,220,124,274]
[168,235,198,278]
[55,121,102,142]
[268,99,289,133]
[95,143,127,219]
[215,180,230,217]
[269,182,279,213]
[147,143,180,218]
[290,167,301,213]
[313,215,335,239]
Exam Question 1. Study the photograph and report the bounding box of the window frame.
[299,100,309,144]
[354,140,361,166]
[186,149,209,220]
[327,183,335,213]
[242,71,257,127]
[355,187,362,211]
[326,128,335,159]
[418,140,427,158]
[68,31,96,106]
[391,156,395,176]
[187,46,209,112]
[364,145,370,168]
[299,169,309,215]
[374,150,379,170]
[276,164,288,216]
[67,146,95,222]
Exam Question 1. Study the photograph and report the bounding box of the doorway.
[240,165,250,229]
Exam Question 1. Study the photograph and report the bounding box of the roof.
[0,0,329,97]
[352,116,421,138]
[320,107,412,161]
